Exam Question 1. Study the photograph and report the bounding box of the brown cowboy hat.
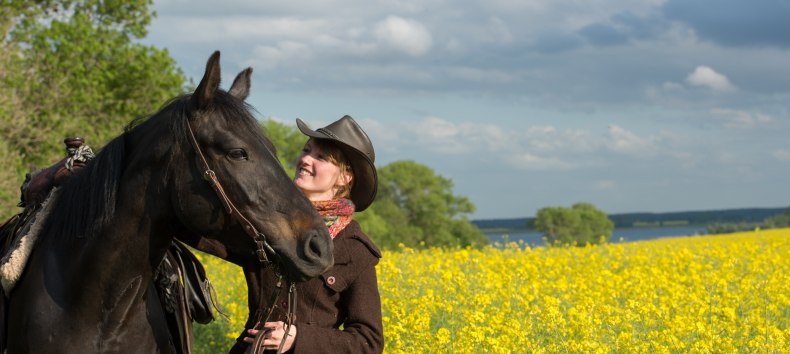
[296,115,378,211]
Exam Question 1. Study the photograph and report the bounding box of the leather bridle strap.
[184,118,278,265]
[250,277,283,354]
[250,278,296,354]
[277,283,297,354]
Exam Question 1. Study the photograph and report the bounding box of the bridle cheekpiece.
[184,118,279,267]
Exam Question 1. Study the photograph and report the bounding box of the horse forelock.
[186,90,278,156]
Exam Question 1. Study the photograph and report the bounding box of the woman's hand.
[243,321,297,352]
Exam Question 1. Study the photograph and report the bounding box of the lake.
[486,225,708,247]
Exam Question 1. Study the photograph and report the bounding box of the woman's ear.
[338,171,353,187]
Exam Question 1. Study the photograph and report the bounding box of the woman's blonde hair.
[311,138,355,199]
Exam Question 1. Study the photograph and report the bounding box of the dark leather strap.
[250,279,295,354]
[184,118,279,266]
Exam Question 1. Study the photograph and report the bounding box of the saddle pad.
[0,187,60,294]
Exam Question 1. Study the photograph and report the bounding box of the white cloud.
[710,108,774,129]
[461,122,511,151]
[487,16,515,43]
[526,125,557,135]
[444,66,520,84]
[227,17,328,40]
[356,118,400,155]
[410,116,462,152]
[594,180,616,190]
[150,16,329,43]
[404,117,576,171]
[506,152,574,171]
[407,116,508,154]
[403,118,675,171]
[773,149,790,161]
[662,81,685,91]
[532,128,601,153]
[250,41,313,70]
[605,125,660,155]
[685,65,736,91]
[523,125,598,153]
[312,34,378,57]
[374,16,433,56]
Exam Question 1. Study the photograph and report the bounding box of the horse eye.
[227,149,248,160]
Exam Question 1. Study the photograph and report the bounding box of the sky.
[142,0,790,220]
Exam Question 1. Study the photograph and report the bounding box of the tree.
[764,205,790,228]
[368,160,488,249]
[0,0,186,216]
[262,119,306,172]
[534,202,614,246]
[1,4,33,213]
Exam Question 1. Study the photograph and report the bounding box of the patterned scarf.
[312,198,355,238]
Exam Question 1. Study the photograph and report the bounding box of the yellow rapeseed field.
[194,228,790,353]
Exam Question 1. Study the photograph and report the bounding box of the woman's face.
[294,139,349,202]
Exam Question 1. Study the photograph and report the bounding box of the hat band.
[316,128,341,140]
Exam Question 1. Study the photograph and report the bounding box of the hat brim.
[297,119,378,211]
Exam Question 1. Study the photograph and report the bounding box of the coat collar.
[331,220,381,266]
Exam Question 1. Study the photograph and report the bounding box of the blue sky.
[143,0,790,219]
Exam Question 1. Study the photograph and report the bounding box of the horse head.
[170,51,333,281]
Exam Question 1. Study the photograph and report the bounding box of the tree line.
[0,0,486,250]
[475,207,788,231]
[1,0,184,215]
[493,203,790,246]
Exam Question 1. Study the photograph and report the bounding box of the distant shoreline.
[478,223,709,234]
[484,225,711,247]
[472,206,786,232]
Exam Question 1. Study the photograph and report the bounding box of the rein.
[184,118,296,354]
[249,278,297,354]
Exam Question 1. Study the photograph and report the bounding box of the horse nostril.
[304,230,333,267]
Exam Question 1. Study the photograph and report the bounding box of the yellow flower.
[194,228,790,353]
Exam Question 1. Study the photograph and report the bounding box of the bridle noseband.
[184,118,278,266]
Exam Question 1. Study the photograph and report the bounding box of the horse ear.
[192,51,222,109]
[229,67,253,101]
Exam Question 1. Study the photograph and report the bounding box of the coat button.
[327,276,336,285]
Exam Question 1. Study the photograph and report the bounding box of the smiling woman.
[293,138,354,203]
[191,115,386,354]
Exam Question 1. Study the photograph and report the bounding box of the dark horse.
[5,51,333,353]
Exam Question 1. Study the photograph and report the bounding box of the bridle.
[184,118,278,267]
[184,117,296,354]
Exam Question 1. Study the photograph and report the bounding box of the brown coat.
[223,220,383,354]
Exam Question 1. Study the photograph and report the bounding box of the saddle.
[0,138,92,293]
[0,137,219,354]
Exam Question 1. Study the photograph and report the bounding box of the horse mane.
[41,90,277,245]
